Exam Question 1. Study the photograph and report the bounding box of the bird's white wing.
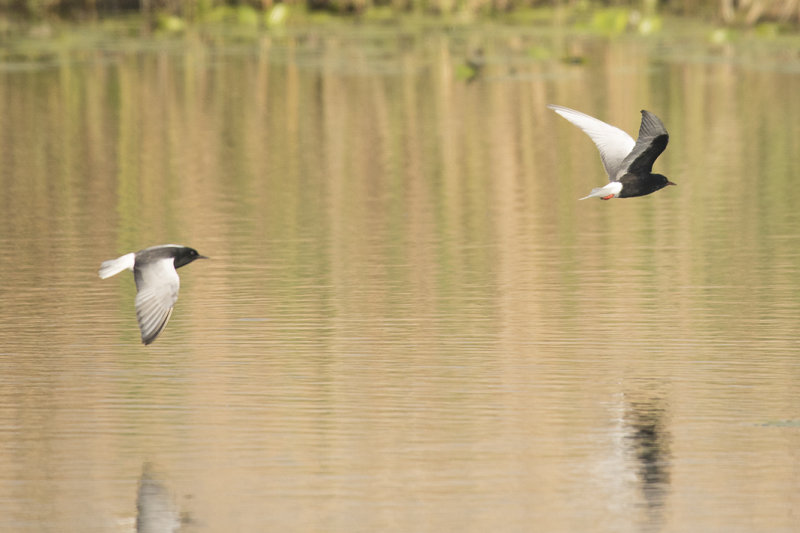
[134,257,180,345]
[548,104,636,181]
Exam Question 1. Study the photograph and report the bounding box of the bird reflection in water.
[136,463,191,533]
[623,393,672,530]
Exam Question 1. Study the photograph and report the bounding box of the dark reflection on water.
[0,25,799,533]
[623,390,671,532]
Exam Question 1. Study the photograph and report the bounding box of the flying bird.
[548,104,676,200]
[99,244,207,345]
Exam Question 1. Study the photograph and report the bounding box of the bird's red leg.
[601,194,615,200]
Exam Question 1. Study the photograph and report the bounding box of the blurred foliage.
[0,0,799,28]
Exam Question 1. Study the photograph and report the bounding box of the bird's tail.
[579,182,622,200]
[579,187,607,200]
[98,253,136,279]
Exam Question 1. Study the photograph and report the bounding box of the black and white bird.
[99,244,207,345]
[548,104,676,200]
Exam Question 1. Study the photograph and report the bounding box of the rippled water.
[0,24,799,532]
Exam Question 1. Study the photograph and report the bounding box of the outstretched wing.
[134,257,180,345]
[619,110,669,178]
[548,104,636,181]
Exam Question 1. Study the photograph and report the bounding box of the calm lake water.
[0,22,799,532]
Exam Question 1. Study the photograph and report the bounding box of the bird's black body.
[616,112,673,198]
[617,173,673,198]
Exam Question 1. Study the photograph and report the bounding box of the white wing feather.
[548,104,635,181]
[134,257,180,345]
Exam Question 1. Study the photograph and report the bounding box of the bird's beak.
[198,255,210,260]
[667,181,677,186]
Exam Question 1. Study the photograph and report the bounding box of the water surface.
[0,24,798,532]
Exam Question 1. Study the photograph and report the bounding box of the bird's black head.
[174,247,208,269]
[653,173,677,191]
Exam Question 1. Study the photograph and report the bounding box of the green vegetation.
[0,0,799,29]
